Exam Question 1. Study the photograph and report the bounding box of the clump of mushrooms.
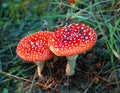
[16,31,54,79]
[48,23,97,76]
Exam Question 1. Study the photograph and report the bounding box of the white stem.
[36,62,44,79]
[66,55,78,76]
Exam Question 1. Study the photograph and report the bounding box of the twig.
[0,71,60,92]
[108,81,120,85]
[77,68,110,83]
[93,73,110,83]
[83,78,95,93]
[24,65,36,72]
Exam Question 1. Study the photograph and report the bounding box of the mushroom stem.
[36,62,44,79]
[66,55,78,76]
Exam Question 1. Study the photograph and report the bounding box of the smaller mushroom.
[48,23,97,76]
[16,31,54,79]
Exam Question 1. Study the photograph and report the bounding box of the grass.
[0,0,120,93]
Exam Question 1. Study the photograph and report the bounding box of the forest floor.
[0,0,120,93]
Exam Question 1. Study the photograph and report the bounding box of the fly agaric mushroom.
[68,0,75,5]
[48,23,97,76]
[16,31,54,79]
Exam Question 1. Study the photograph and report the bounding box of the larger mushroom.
[16,31,54,79]
[48,23,97,76]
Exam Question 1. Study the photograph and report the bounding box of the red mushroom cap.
[16,31,54,62]
[48,23,97,56]
[68,0,75,5]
